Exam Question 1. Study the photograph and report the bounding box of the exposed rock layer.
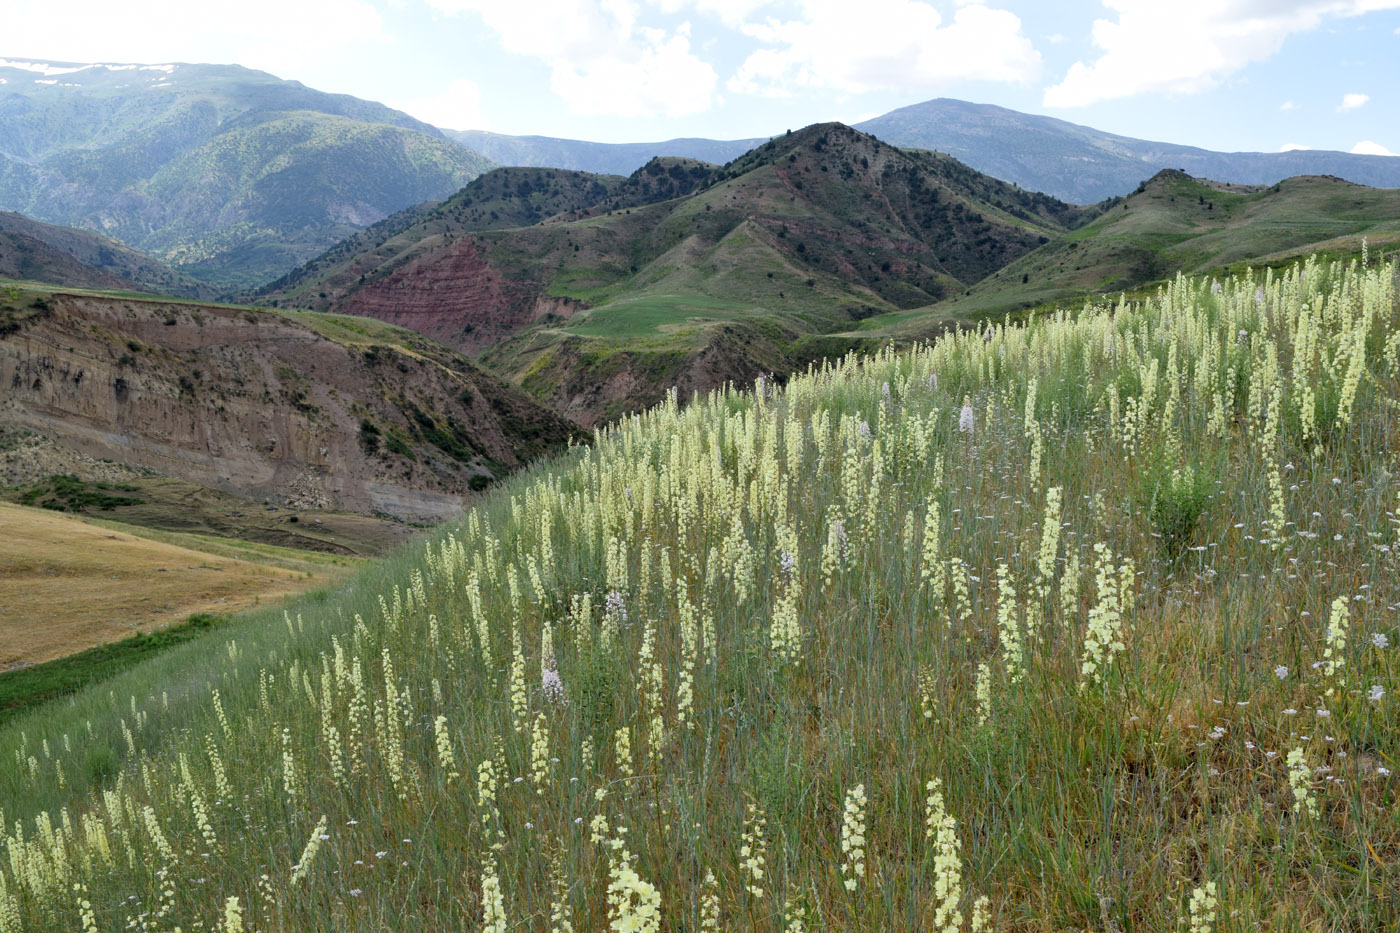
[0,293,576,522]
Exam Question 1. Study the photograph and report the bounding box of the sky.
[4,0,1399,155]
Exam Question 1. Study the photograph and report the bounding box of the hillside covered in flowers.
[1,255,1397,931]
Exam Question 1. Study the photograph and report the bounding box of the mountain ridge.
[854,98,1400,203]
[0,59,496,291]
[439,97,1400,205]
[266,122,1092,424]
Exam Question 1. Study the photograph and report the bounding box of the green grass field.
[560,294,767,338]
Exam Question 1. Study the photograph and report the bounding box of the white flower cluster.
[840,783,868,892]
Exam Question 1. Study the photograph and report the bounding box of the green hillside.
[461,123,1092,424]
[269,123,1094,424]
[0,60,495,292]
[261,166,631,305]
[0,210,213,298]
[857,170,1400,336]
[1,255,1396,929]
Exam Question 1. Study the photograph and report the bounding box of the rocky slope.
[0,289,577,523]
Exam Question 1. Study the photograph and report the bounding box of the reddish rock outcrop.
[339,238,541,353]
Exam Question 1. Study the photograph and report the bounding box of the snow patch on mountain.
[0,59,176,77]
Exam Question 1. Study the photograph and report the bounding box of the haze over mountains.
[0,209,212,298]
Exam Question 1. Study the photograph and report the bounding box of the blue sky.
[6,0,1399,154]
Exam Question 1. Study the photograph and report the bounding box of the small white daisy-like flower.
[1273,665,1288,679]
[1373,633,1390,649]
[1368,684,1385,702]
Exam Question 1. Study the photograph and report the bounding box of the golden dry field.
[0,502,355,669]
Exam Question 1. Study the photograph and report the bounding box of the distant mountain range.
[856,99,1400,203]
[4,56,1398,298]
[0,59,494,291]
[445,130,768,178]
[446,99,1400,206]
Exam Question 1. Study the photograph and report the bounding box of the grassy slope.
[0,472,417,557]
[0,613,229,727]
[874,171,1400,333]
[0,257,1396,930]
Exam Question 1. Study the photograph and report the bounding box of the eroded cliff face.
[337,238,544,354]
[0,294,576,522]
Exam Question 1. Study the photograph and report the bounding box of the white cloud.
[392,78,488,130]
[1280,142,1310,150]
[1351,139,1398,155]
[427,0,719,117]
[1280,99,1298,110]
[728,0,1041,97]
[2,0,385,75]
[1338,91,1370,109]
[1045,32,1068,44]
[1044,1,1400,108]
[651,0,772,29]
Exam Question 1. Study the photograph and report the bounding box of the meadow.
[0,255,1396,931]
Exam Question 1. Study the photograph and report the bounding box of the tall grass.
[0,256,1397,931]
